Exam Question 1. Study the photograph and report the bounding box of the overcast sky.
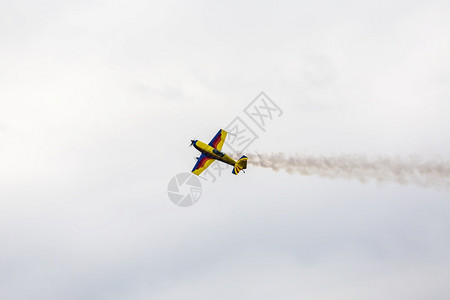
[1,0,450,299]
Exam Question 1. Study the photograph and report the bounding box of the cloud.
[1,0,450,299]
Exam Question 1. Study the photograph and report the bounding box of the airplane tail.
[232,155,248,175]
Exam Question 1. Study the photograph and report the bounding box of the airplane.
[190,129,247,176]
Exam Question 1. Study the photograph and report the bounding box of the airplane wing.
[208,129,228,151]
[191,154,215,176]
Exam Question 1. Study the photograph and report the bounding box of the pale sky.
[1,0,450,299]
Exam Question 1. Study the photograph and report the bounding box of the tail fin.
[232,155,248,175]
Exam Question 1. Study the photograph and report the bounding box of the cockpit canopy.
[212,149,225,157]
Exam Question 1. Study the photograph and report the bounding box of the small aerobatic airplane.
[190,129,248,176]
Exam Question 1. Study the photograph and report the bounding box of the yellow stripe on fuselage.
[194,140,236,166]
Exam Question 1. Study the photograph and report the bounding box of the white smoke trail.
[247,153,450,188]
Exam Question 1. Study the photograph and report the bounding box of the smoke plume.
[247,153,450,188]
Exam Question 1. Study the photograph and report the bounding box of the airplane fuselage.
[192,140,236,166]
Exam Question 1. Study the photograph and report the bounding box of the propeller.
[190,139,195,147]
